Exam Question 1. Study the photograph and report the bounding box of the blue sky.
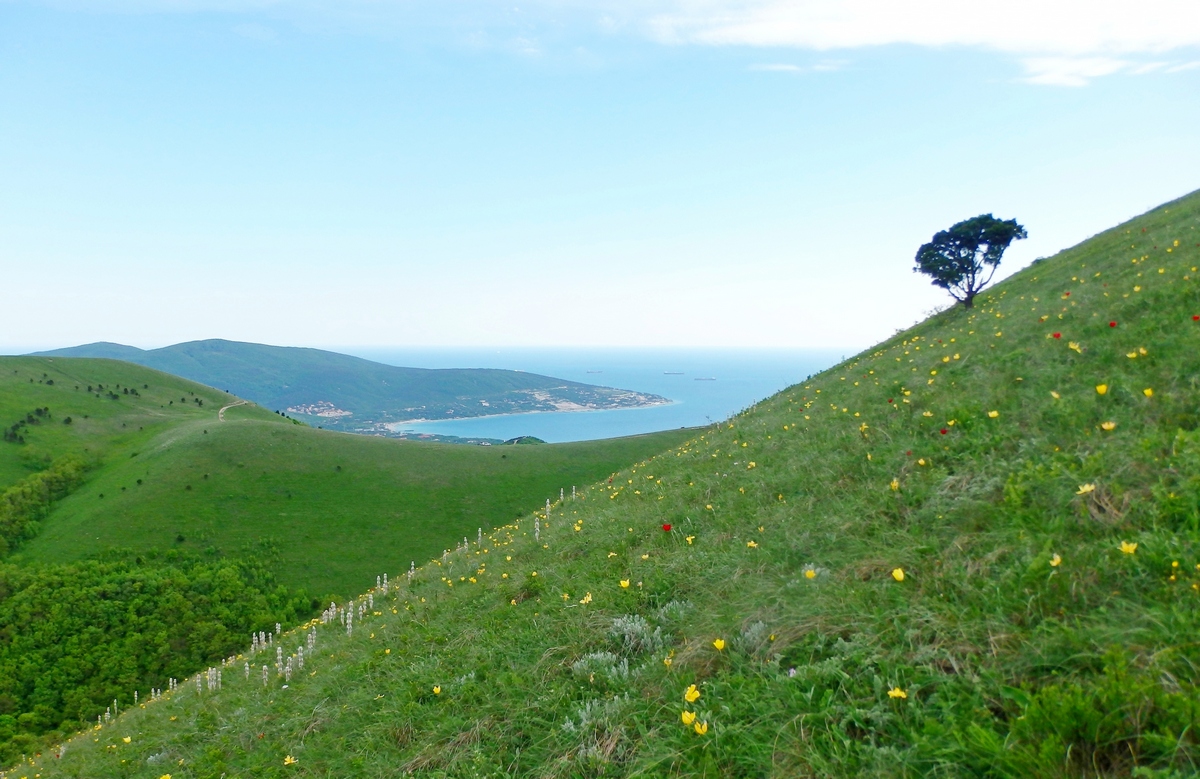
[3,1,1199,351]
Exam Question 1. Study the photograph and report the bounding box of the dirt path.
[218,399,248,421]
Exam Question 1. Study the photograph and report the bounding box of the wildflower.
[1120,541,1138,555]
[123,736,132,743]
[923,411,933,417]
[607,552,617,558]
[284,755,298,765]
[705,504,713,510]
[579,592,593,604]
[664,656,673,668]
[1109,321,1117,327]
[988,410,999,418]
[1052,332,1062,339]
[433,685,441,694]
[641,554,649,560]
[892,568,905,582]
[684,684,701,702]
[940,428,948,435]
[713,638,726,651]
[1076,483,1095,495]
[890,478,900,491]
[681,710,696,725]
[686,535,695,544]
[1143,388,1154,397]
[918,458,927,466]
[1101,421,1116,431]
[805,568,817,579]
[747,540,758,548]
[662,523,672,532]
[694,720,709,735]
[620,580,630,589]
[887,687,908,699]
[1095,384,1108,395]
[747,461,756,469]
[1050,391,1060,399]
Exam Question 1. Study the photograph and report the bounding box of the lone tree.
[914,214,1027,308]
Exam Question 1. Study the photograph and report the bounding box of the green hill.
[1,357,692,598]
[25,190,1200,778]
[32,340,668,433]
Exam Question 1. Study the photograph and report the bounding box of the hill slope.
[32,340,668,432]
[32,190,1200,778]
[2,357,692,598]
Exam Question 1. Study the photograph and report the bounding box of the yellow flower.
[746,540,758,548]
[284,755,298,765]
[579,592,593,604]
[561,592,570,601]
[686,536,695,544]
[705,504,713,510]
[1076,483,1095,495]
[1143,388,1154,397]
[805,568,817,579]
[1050,554,1062,567]
[917,458,927,466]
[641,554,649,560]
[620,580,630,589]
[681,710,696,725]
[1101,421,1116,431]
[663,656,673,668]
[123,736,132,743]
[987,410,999,418]
[1126,351,1138,359]
[922,411,933,417]
[160,775,172,779]
[433,685,441,695]
[1068,341,1082,353]
[1120,541,1138,555]
[694,720,709,735]
[747,461,756,469]
[889,478,900,491]
[892,568,905,582]
[607,552,617,558]
[1095,384,1108,395]
[713,638,726,651]
[1050,391,1060,399]
[684,684,701,703]
[887,687,908,699]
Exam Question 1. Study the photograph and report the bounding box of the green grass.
[22,189,1200,778]
[2,357,693,598]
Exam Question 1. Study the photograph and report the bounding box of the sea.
[345,348,847,443]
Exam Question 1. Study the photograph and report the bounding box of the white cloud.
[1166,60,1200,72]
[1020,56,1129,86]
[747,60,841,73]
[644,0,1200,55]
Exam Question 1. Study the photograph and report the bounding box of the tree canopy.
[914,214,1027,308]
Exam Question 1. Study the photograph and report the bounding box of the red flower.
[662,524,672,532]
[1193,315,1199,321]
[1052,332,1061,339]
[940,428,948,435]
[888,398,894,403]
[1109,321,1117,328]
[1063,291,1070,297]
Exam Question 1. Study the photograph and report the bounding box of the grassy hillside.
[25,190,1200,778]
[32,340,668,433]
[2,356,692,598]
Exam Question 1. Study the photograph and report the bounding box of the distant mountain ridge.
[32,340,669,433]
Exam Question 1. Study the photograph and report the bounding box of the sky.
[2,0,1199,352]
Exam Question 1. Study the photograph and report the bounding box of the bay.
[344,348,844,443]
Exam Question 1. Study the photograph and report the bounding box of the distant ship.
[694,377,716,381]
[664,371,684,375]
[586,370,603,374]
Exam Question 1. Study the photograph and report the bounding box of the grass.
[1,357,693,598]
[17,188,1200,778]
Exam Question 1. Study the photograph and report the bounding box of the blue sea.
[345,348,846,443]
